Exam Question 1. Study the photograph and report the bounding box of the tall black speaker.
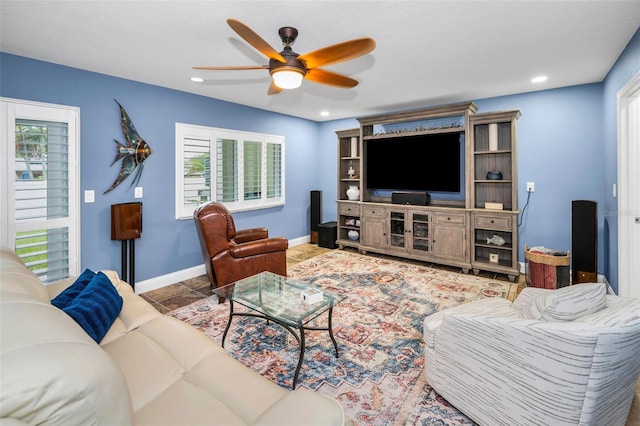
[310,190,322,244]
[572,200,597,284]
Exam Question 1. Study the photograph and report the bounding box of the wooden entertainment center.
[336,102,521,281]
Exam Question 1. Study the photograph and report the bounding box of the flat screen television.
[365,132,463,193]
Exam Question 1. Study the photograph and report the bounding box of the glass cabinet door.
[411,213,430,252]
[389,211,405,248]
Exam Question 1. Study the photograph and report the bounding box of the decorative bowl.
[486,171,503,180]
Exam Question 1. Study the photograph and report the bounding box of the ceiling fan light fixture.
[272,68,304,89]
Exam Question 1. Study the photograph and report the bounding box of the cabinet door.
[361,217,387,247]
[361,205,386,247]
[431,212,467,261]
[388,210,406,249]
[432,226,466,260]
[409,212,430,253]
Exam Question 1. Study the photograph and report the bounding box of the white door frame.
[1,97,81,281]
[617,70,640,298]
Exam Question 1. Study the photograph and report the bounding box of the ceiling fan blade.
[227,18,286,63]
[298,38,375,69]
[193,65,269,70]
[305,68,359,88]
[267,81,283,95]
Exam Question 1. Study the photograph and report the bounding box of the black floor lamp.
[111,202,142,290]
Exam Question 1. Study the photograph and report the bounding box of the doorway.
[1,98,80,283]
[617,71,640,298]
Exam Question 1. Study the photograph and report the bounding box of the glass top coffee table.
[213,271,346,389]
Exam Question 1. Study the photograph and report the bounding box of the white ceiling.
[2,1,639,122]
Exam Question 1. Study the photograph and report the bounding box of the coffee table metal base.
[221,300,339,389]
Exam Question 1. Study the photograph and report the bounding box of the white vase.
[348,230,359,241]
[346,185,360,200]
[488,123,498,151]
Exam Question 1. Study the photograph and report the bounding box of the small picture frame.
[485,202,504,210]
[489,253,499,263]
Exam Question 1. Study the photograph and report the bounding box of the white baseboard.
[288,235,311,247]
[134,235,311,294]
[135,264,206,294]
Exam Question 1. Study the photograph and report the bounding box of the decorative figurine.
[486,234,506,246]
[104,99,153,194]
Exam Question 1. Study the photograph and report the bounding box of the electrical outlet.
[134,187,143,198]
[526,182,535,192]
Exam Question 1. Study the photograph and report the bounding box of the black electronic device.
[365,132,462,193]
[318,221,337,249]
[392,191,431,206]
[310,190,322,243]
[572,200,598,284]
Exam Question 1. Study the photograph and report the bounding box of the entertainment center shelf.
[362,126,464,140]
[335,102,521,281]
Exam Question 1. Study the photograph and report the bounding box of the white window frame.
[175,123,285,219]
[1,97,80,282]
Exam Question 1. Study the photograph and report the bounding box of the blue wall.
[318,86,605,270]
[1,53,321,281]
[2,27,639,291]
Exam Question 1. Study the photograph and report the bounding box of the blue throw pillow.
[51,268,96,309]
[62,271,123,343]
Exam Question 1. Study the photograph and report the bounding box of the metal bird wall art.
[104,100,153,194]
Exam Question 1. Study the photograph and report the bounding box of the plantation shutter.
[215,137,238,203]
[1,100,79,284]
[243,140,262,200]
[182,135,211,211]
[266,141,282,198]
[175,123,284,218]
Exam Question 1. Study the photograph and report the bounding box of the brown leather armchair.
[193,202,288,296]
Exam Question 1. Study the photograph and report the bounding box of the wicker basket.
[525,245,570,289]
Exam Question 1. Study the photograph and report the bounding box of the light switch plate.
[134,187,143,198]
[84,190,95,203]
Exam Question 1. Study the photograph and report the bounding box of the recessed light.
[190,77,204,83]
[531,75,547,83]
[320,111,330,117]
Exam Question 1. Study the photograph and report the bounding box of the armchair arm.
[228,237,288,258]
[235,228,269,243]
[510,286,553,312]
[430,312,602,425]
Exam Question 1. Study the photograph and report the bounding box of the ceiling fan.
[193,18,376,95]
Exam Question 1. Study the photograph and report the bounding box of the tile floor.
[140,243,524,313]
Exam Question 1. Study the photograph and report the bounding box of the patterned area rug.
[168,250,517,425]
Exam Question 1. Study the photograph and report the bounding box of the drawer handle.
[490,220,495,224]
[447,217,451,221]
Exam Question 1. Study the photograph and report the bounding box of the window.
[175,123,285,219]
[1,98,80,283]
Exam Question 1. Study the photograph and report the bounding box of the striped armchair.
[423,283,640,426]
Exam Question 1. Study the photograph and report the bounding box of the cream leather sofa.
[0,247,347,425]
[424,283,640,426]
